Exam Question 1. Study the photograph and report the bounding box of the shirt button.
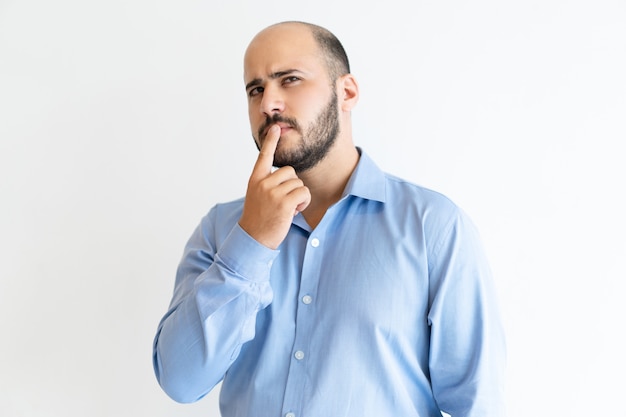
[302,295,312,304]
[286,413,296,417]
[311,238,320,247]
[294,350,305,360]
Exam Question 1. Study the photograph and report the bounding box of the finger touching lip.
[278,125,292,134]
[263,124,290,138]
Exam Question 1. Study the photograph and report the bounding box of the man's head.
[244,21,358,172]
[298,22,350,84]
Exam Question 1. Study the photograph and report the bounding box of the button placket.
[282,229,326,416]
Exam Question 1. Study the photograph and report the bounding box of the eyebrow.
[245,69,302,91]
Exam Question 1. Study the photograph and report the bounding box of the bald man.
[153,21,506,417]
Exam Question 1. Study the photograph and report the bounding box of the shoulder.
[208,197,246,220]
[351,150,461,219]
[381,172,482,250]
[383,172,462,219]
[195,197,245,244]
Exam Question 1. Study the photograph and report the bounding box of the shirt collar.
[342,148,386,203]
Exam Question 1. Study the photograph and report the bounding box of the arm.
[152,217,276,403]
[153,124,311,403]
[427,210,506,416]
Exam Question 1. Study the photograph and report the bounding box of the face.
[255,89,339,172]
[244,24,340,172]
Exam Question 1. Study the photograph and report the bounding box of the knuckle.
[289,178,304,188]
[281,166,296,176]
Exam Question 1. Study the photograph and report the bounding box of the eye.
[248,86,264,97]
[282,76,301,85]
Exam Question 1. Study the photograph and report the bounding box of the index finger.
[252,124,280,177]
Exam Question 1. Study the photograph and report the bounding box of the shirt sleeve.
[152,209,277,403]
[427,208,506,416]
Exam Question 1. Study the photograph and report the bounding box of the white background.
[1,0,625,416]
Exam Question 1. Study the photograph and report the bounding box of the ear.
[337,74,359,112]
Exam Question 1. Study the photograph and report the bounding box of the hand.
[239,125,311,249]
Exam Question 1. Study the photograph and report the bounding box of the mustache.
[258,114,301,140]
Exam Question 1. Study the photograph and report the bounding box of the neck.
[298,139,360,229]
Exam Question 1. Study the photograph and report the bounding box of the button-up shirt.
[153,150,506,416]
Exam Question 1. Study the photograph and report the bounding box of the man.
[153,21,506,416]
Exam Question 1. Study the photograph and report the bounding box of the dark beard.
[254,91,340,173]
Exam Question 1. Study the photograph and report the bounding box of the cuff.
[216,223,280,283]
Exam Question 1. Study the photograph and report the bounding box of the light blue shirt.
[153,150,506,416]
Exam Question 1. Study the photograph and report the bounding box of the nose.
[259,84,284,116]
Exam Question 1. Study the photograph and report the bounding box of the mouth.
[262,122,293,140]
[278,125,293,135]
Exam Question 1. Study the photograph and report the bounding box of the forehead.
[243,25,324,81]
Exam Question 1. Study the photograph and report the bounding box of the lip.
[263,123,292,138]
[278,125,292,135]
[274,122,292,133]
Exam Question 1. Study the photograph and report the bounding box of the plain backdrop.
[1,1,625,416]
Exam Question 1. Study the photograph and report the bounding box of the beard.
[254,90,340,173]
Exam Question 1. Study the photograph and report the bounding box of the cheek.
[248,108,261,133]
[290,88,330,118]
